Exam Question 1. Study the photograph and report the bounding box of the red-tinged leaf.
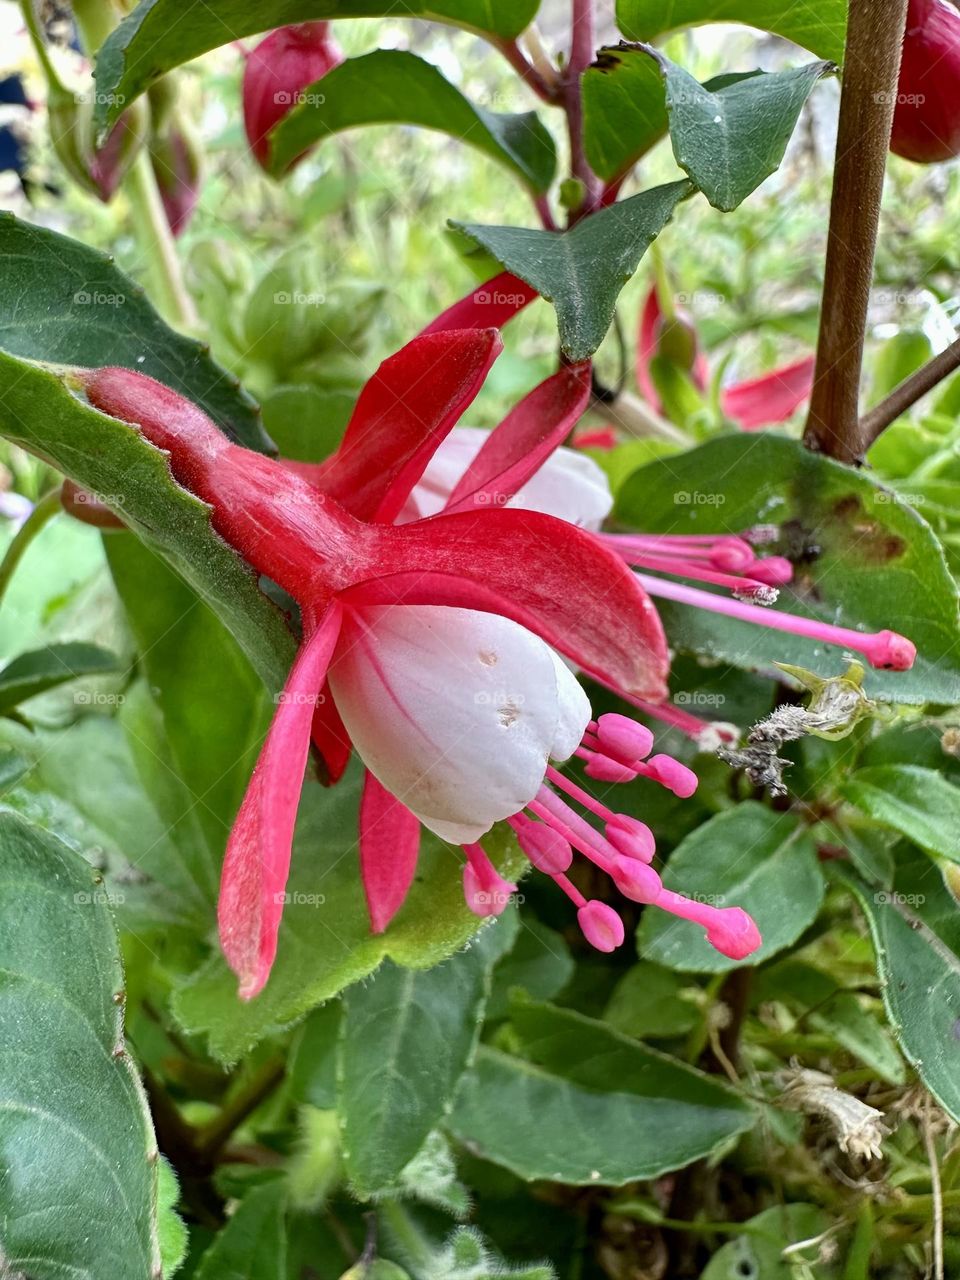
[721,355,815,429]
[359,769,422,933]
[313,329,502,523]
[636,285,708,410]
[445,362,592,512]
[311,684,352,782]
[347,512,669,700]
[218,603,344,999]
[419,271,539,336]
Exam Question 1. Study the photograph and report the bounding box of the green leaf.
[448,1000,753,1184]
[453,181,690,361]
[93,0,540,132]
[582,44,670,182]
[270,51,556,192]
[289,1001,341,1110]
[172,763,527,1063]
[157,1159,189,1278]
[105,534,271,858]
[487,917,574,1020]
[841,766,960,865]
[0,213,270,453]
[603,961,701,1040]
[700,1204,838,1280]
[760,960,905,1084]
[835,866,960,1124]
[0,809,161,1278]
[615,0,847,63]
[194,1180,287,1280]
[638,803,822,973]
[0,348,296,693]
[614,433,960,705]
[0,641,119,715]
[260,385,355,463]
[646,50,834,211]
[339,915,517,1195]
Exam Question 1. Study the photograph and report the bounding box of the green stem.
[0,490,62,611]
[379,1200,434,1273]
[194,1056,285,1160]
[70,0,198,331]
[649,240,676,323]
[19,0,66,89]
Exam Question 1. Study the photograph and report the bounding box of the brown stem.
[860,335,960,448]
[802,0,909,464]
[194,1056,286,1160]
[564,0,602,217]
[494,36,557,103]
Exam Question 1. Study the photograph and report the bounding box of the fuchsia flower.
[84,333,763,998]
[242,22,343,171]
[637,285,816,431]
[890,0,960,164]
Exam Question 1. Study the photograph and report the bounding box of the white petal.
[329,605,590,844]
[549,649,591,760]
[401,426,613,529]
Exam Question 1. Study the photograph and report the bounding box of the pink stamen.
[545,766,615,822]
[577,748,638,782]
[593,712,654,765]
[635,755,699,799]
[636,573,917,671]
[605,814,656,863]
[746,556,794,586]
[462,843,517,918]
[656,889,762,960]
[508,814,573,875]
[625,554,781,601]
[577,900,625,952]
[528,791,618,874]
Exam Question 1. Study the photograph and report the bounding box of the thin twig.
[563,0,602,217]
[860,335,960,448]
[194,1056,286,1160]
[803,0,909,463]
[922,1099,945,1280]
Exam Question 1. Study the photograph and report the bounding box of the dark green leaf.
[172,764,527,1063]
[582,44,670,182]
[614,433,960,705]
[836,866,960,1123]
[603,961,701,1039]
[289,1002,341,1110]
[646,50,834,211]
[0,348,295,693]
[94,0,540,131]
[448,1000,753,1184]
[453,181,690,361]
[339,916,517,1195]
[638,803,823,973]
[0,214,270,452]
[841,766,960,865]
[615,0,847,63]
[194,1180,287,1280]
[487,917,574,1020]
[0,641,119,715]
[270,51,556,191]
[0,809,161,1278]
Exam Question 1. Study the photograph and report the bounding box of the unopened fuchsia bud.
[605,815,656,863]
[609,855,662,904]
[638,755,699,799]
[511,815,573,875]
[891,0,960,163]
[593,713,654,766]
[577,900,625,953]
[462,844,517,918]
[149,109,203,235]
[242,22,343,171]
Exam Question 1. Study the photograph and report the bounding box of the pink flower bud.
[242,22,343,171]
[891,0,960,163]
[463,861,516,918]
[595,712,654,765]
[577,900,625,952]
[609,855,661,904]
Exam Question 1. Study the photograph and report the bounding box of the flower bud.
[149,110,203,235]
[242,22,342,171]
[891,0,960,163]
[48,85,149,202]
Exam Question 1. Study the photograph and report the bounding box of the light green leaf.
[339,915,517,1195]
[0,213,270,452]
[615,0,847,63]
[270,51,556,192]
[835,865,960,1124]
[638,803,823,973]
[448,1000,753,1184]
[700,1204,839,1279]
[603,961,701,1040]
[172,764,526,1063]
[614,433,960,705]
[0,809,161,1278]
[841,766,960,865]
[453,181,690,361]
[94,0,540,132]
[487,917,574,1020]
[157,1159,188,1278]
[194,1180,287,1280]
[646,50,834,211]
[0,641,119,715]
[0,348,295,694]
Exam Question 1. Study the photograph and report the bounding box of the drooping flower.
[242,22,343,171]
[82,334,756,997]
[890,0,960,164]
[637,285,815,431]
